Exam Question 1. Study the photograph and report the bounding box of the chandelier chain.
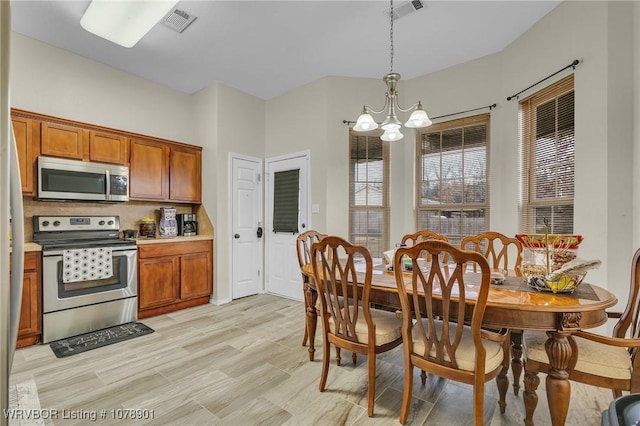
[389,0,394,73]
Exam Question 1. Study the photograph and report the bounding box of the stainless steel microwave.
[38,156,129,202]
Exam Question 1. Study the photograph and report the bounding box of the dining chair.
[401,229,450,264]
[522,247,640,426]
[311,236,403,417]
[460,231,525,395]
[296,230,327,347]
[401,229,449,245]
[459,231,523,276]
[393,240,510,425]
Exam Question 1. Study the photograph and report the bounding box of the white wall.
[10,33,193,144]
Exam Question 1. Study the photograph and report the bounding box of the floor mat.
[49,322,154,358]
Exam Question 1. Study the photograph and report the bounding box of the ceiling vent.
[162,8,197,33]
[385,0,424,20]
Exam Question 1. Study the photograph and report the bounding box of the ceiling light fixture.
[80,0,179,48]
[353,0,432,141]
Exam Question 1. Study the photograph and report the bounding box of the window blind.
[349,131,389,258]
[273,169,300,233]
[520,74,575,234]
[415,114,489,247]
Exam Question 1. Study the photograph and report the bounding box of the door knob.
[234,234,240,239]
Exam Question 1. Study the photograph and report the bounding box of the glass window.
[349,131,389,259]
[520,75,575,234]
[416,114,489,246]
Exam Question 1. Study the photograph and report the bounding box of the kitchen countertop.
[8,242,42,254]
[25,242,42,252]
[133,235,213,245]
[12,236,213,253]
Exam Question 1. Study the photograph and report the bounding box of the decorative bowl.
[523,271,586,294]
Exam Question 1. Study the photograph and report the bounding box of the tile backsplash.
[23,198,213,241]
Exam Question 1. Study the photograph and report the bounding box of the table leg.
[305,284,318,361]
[544,331,572,426]
[511,330,523,396]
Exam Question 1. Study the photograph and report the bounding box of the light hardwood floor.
[10,294,613,425]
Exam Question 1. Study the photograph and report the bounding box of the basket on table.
[515,234,591,293]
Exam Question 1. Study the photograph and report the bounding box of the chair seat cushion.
[524,331,632,380]
[328,308,402,346]
[411,319,505,374]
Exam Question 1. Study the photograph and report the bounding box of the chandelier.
[353,0,432,141]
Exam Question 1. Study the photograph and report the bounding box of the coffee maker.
[177,213,197,236]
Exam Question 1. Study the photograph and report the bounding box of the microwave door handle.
[105,170,111,201]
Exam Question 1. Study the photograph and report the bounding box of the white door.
[231,155,263,299]
[265,151,310,301]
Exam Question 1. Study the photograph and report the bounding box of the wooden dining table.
[301,263,617,426]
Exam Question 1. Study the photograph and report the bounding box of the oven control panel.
[34,215,120,232]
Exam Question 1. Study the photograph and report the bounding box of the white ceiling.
[10,0,561,100]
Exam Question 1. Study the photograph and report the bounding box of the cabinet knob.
[234,234,240,239]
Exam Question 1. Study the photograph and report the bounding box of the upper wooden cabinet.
[11,109,201,201]
[11,115,39,195]
[41,121,87,160]
[129,138,170,201]
[89,131,129,165]
[130,138,202,204]
[170,145,202,203]
[41,122,129,165]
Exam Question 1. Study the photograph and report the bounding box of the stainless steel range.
[33,215,137,343]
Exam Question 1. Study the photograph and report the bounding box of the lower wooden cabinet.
[11,251,42,348]
[138,240,213,318]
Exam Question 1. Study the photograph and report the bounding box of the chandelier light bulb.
[381,128,404,142]
[405,103,432,128]
[354,110,379,132]
[381,112,402,130]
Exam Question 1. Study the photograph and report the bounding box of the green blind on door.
[273,169,300,233]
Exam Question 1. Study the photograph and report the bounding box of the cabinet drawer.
[24,252,39,271]
[11,251,39,272]
[138,240,212,259]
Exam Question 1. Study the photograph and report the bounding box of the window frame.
[520,74,575,234]
[414,113,490,246]
[348,130,390,259]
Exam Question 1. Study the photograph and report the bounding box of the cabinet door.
[11,116,38,195]
[41,122,87,160]
[179,251,212,299]
[89,131,129,165]
[138,256,179,309]
[129,138,169,200]
[18,270,40,337]
[170,146,202,203]
[13,252,41,346]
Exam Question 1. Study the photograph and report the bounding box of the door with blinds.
[265,152,309,300]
